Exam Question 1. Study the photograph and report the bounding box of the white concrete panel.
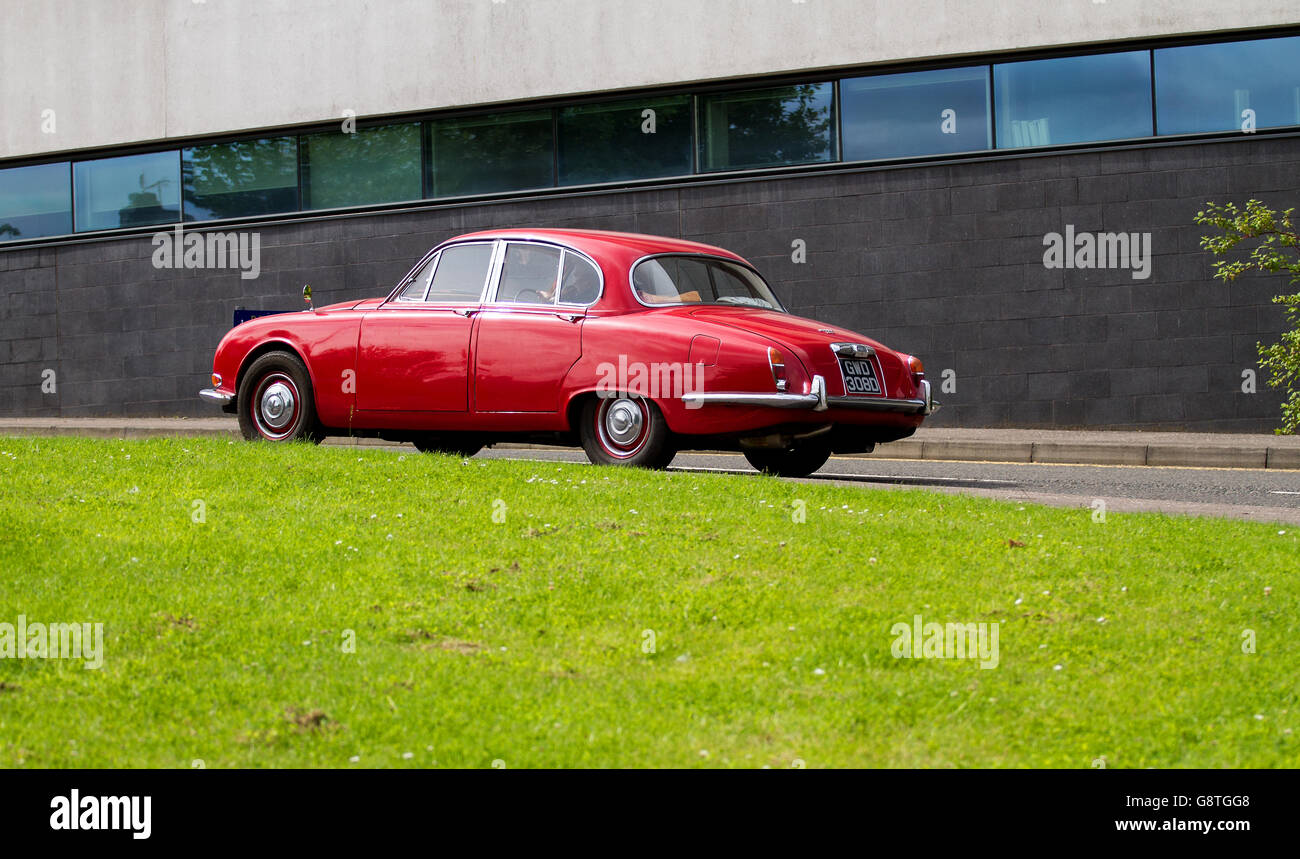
[1,0,1296,159]
[1,0,168,159]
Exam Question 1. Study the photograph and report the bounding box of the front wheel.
[579,395,675,468]
[743,443,831,478]
[237,351,323,443]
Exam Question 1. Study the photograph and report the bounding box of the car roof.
[445,228,748,266]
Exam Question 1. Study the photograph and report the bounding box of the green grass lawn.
[0,436,1296,768]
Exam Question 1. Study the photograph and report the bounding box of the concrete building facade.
[2,1,1298,429]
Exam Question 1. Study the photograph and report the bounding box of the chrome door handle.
[558,313,583,323]
[452,308,478,317]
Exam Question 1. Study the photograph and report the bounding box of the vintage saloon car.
[200,229,934,477]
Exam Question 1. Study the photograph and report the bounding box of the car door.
[355,241,497,412]
[472,242,600,413]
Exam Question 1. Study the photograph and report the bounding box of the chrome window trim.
[390,249,440,303]
[483,238,506,303]
[556,248,605,308]
[483,239,604,309]
[628,252,787,313]
[385,247,439,303]
[487,239,562,305]
[388,239,499,306]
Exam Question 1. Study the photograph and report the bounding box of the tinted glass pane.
[994,51,1152,148]
[302,123,421,210]
[635,256,710,303]
[0,162,71,242]
[558,95,691,185]
[497,243,561,304]
[430,111,553,197]
[183,137,297,221]
[633,256,782,310]
[842,66,991,160]
[426,243,494,303]
[1156,36,1300,134]
[73,151,181,231]
[558,253,600,305]
[699,83,834,171]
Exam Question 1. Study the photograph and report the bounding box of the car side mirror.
[302,284,313,310]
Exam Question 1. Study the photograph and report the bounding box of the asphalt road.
[472,447,1300,525]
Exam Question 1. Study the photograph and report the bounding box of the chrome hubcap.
[259,381,296,430]
[603,399,644,447]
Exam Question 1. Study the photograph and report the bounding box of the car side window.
[557,253,601,305]
[426,243,494,303]
[396,253,438,300]
[497,243,562,304]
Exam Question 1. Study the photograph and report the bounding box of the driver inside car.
[503,245,560,303]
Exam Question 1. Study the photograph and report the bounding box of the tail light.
[906,356,925,389]
[768,348,787,391]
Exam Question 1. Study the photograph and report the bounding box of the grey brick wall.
[1,134,1295,431]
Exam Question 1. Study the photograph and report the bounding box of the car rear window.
[632,255,784,310]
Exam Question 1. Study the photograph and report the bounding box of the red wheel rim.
[250,372,302,440]
[594,396,650,459]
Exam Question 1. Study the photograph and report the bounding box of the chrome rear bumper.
[681,375,936,415]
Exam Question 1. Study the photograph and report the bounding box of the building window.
[301,123,421,210]
[558,95,692,185]
[841,66,991,161]
[429,110,554,198]
[1155,36,1300,135]
[73,151,181,231]
[994,51,1153,148]
[698,83,835,172]
[0,162,71,242]
[182,137,298,221]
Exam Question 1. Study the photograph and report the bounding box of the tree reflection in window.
[302,123,421,210]
[698,83,835,172]
[183,138,298,221]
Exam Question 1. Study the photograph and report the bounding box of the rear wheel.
[743,443,831,478]
[580,394,675,468]
[412,434,484,457]
[237,351,323,443]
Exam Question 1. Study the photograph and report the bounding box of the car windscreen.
[631,255,785,311]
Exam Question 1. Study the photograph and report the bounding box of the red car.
[200,229,934,477]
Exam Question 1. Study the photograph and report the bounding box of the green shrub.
[1195,200,1300,434]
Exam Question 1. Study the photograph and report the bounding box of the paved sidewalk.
[3,416,1298,469]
